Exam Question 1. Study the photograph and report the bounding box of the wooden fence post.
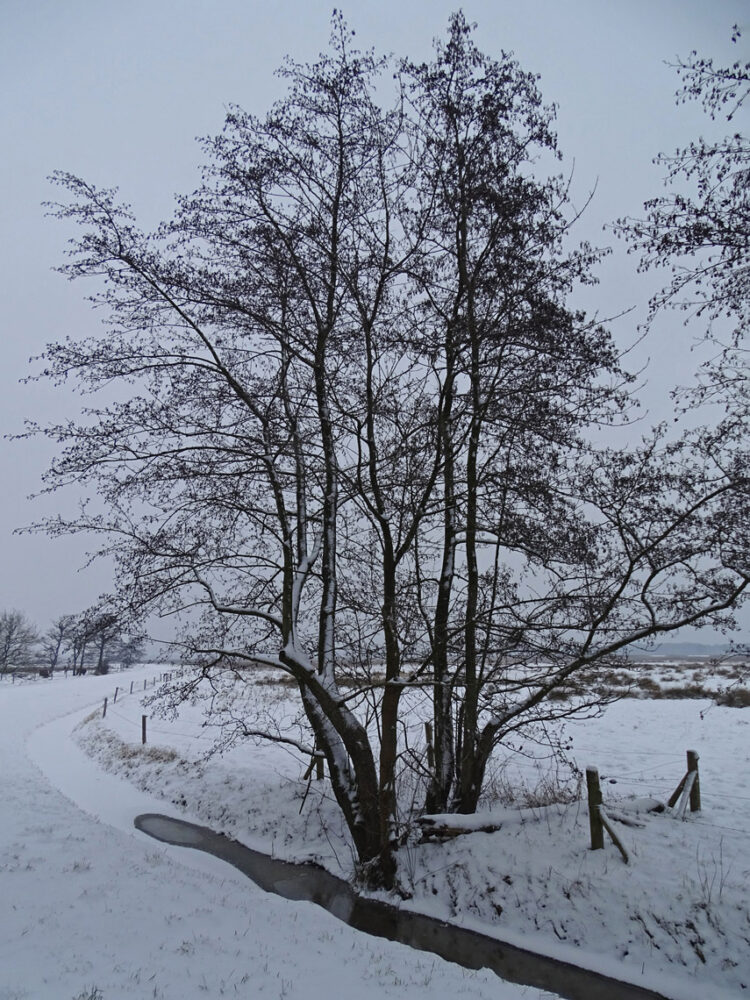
[316,755,324,781]
[141,715,147,745]
[113,686,118,703]
[586,767,604,850]
[425,721,435,773]
[102,697,108,719]
[143,678,147,691]
[687,750,701,812]
[668,749,702,814]
[130,681,134,694]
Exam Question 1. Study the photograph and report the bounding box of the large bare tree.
[31,15,748,886]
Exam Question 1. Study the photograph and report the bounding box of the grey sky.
[1,0,746,630]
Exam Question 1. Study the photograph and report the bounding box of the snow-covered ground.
[0,667,556,1000]
[62,665,750,1000]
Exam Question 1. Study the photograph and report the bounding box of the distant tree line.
[0,606,144,677]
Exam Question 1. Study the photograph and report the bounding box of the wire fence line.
[105,704,218,744]
[96,677,750,821]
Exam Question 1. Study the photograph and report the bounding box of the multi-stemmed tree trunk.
[402,18,634,814]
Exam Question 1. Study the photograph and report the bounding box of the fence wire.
[95,675,750,820]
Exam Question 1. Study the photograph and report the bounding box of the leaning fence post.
[102,697,108,719]
[598,806,629,863]
[687,750,701,812]
[113,686,118,703]
[141,715,147,745]
[668,774,687,808]
[130,680,134,695]
[143,678,147,691]
[586,767,604,850]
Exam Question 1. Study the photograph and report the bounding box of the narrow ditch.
[135,812,670,1000]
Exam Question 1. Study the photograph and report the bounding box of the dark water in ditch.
[135,813,668,1000]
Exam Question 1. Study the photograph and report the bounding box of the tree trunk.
[426,351,456,814]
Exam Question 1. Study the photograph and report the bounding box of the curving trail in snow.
[0,669,556,1000]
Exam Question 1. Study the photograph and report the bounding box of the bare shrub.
[715,687,750,708]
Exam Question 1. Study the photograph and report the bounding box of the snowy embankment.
[70,668,749,1000]
[0,668,551,1000]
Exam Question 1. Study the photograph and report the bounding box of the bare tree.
[64,607,123,675]
[115,634,145,669]
[89,611,121,675]
[0,610,38,674]
[42,614,75,675]
[64,611,103,675]
[385,18,747,815]
[31,15,748,886]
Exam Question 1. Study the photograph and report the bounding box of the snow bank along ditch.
[12,670,548,1000]
[68,665,750,1000]
[135,811,669,1000]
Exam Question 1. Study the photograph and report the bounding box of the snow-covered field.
[2,665,749,999]
[0,667,554,1000]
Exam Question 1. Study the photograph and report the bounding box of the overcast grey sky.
[1,0,747,631]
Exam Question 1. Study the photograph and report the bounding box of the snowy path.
[0,670,556,1000]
